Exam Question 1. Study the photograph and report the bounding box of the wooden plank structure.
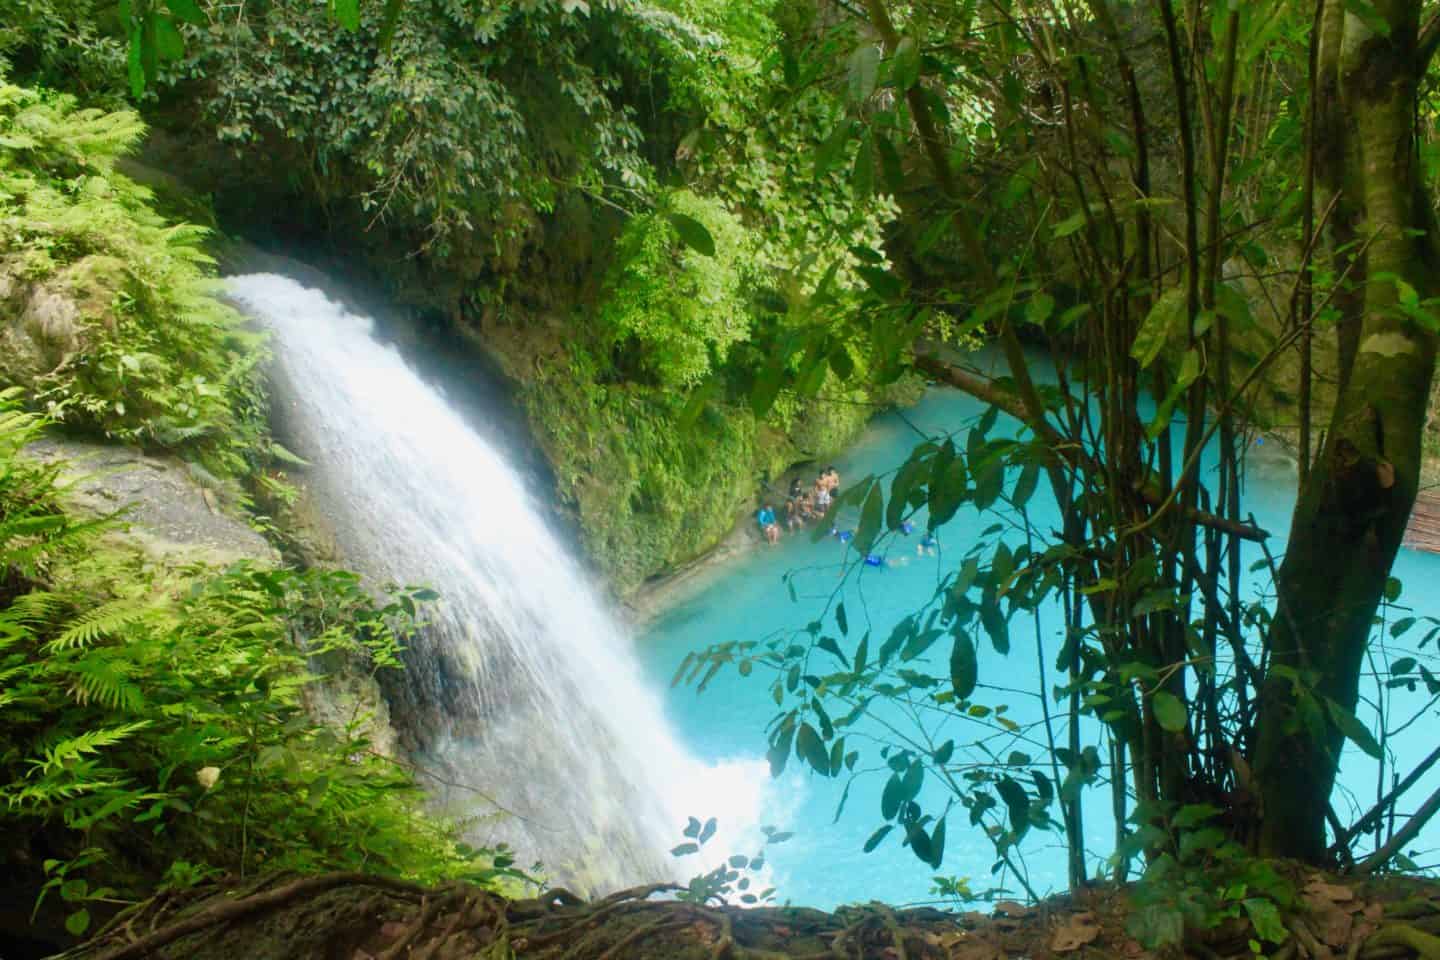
[1404,491,1440,554]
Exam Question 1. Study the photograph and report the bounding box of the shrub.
[0,82,267,481]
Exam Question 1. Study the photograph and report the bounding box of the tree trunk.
[1252,0,1439,861]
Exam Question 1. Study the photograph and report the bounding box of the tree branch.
[913,346,1270,542]
[1354,781,1440,875]
[1419,11,1440,71]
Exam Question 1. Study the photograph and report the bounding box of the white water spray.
[229,274,770,892]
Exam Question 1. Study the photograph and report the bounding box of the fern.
[67,651,144,712]
[47,597,150,652]
[0,81,271,478]
[28,721,152,777]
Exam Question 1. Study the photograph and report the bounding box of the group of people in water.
[756,467,840,544]
[755,464,940,564]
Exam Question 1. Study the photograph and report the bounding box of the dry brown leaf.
[1363,903,1384,922]
[1051,912,1101,953]
[1121,937,1146,957]
[1304,879,1356,903]
[951,937,1007,960]
[996,901,1032,918]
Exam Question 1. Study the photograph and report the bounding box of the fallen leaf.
[996,901,1032,917]
[1364,903,1384,922]
[1304,879,1356,903]
[1051,912,1102,953]
[951,938,1006,960]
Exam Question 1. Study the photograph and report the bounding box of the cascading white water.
[229,273,769,893]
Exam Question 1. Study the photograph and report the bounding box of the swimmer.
[757,503,781,545]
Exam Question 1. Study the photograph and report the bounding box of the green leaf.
[796,722,831,775]
[1011,461,1039,510]
[1053,210,1086,238]
[881,773,904,820]
[751,359,785,417]
[1324,698,1382,759]
[852,131,875,199]
[127,25,145,98]
[950,629,978,700]
[817,636,850,667]
[767,721,795,777]
[980,592,1009,654]
[836,602,849,636]
[848,44,881,103]
[670,842,699,856]
[855,483,884,554]
[829,344,856,380]
[699,816,717,844]
[899,759,924,801]
[1152,691,1188,733]
[864,824,894,852]
[669,213,716,257]
[165,0,206,25]
[1129,904,1184,947]
[331,0,360,30]
[1172,803,1222,829]
[888,456,925,530]
[853,631,869,674]
[1024,293,1055,326]
[1244,898,1289,944]
[892,36,921,90]
[1131,288,1187,369]
[154,14,184,60]
[876,134,904,194]
[815,121,855,178]
[378,0,405,48]
[996,776,1029,834]
[65,909,90,937]
[927,816,946,869]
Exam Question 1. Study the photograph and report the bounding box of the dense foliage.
[0,82,267,484]
[664,0,1440,941]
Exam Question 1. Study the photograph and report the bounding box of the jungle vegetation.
[3,0,1440,953]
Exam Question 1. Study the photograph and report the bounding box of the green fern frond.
[48,599,150,652]
[68,653,144,712]
[30,721,150,777]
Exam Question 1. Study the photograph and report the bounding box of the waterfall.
[228,273,767,893]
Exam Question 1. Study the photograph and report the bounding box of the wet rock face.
[21,438,277,566]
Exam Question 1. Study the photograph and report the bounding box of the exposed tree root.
[52,868,1440,960]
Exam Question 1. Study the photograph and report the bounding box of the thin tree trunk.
[1252,0,1439,861]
